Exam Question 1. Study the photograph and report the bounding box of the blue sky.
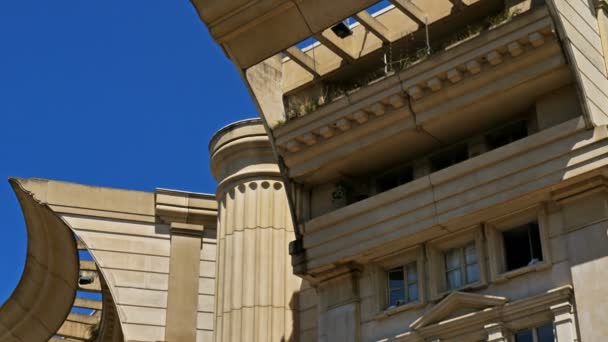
[0,2,255,303]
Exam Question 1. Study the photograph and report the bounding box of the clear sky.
[0,1,255,303]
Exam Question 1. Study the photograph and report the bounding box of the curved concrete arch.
[73,234,125,342]
[0,179,79,341]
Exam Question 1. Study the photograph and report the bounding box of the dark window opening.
[503,222,543,271]
[430,144,469,172]
[376,166,413,193]
[485,120,529,151]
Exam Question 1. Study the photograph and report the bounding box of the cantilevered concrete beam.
[354,10,393,43]
[56,320,95,340]
[284,46,320,76]
[390,0,427,26]
[316,29,357,63]
[74,298,103,311]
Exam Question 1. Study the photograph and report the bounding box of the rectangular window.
[444,242,479,290]
[376,165,413,193]
[485,119,529,151]
[515,323,554,342]
[386,262,418,307]
[430,144,469,172]
[503,222,543,271]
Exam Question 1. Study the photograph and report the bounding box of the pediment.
[410,292,507,330]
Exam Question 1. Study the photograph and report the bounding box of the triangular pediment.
[410,292,507,330]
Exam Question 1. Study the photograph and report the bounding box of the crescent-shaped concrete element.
[0,178,79,341]
[3,177,220,342]
[1,178,125,342]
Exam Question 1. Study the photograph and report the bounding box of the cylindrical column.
[210,119,301,342]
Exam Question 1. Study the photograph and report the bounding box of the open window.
[371,245,425,318]
[503,222,543,271]
[387,262,419,307]
[486,205,552,282]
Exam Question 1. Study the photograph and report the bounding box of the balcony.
[299,116,608,275]
[273,6,570,185]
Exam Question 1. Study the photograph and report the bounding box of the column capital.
[596,0,607,12]
[485,322,508,342]
[170,222,204,238]
[550,301,573,321]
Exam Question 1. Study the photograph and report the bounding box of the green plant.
[285,95,318,119]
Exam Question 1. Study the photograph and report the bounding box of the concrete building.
[2,0,608,341]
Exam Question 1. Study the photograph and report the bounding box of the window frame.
[444,241,480,290]
[386,261,419,307]
[512,322,555,342]
[427,226,487,300]
[371,245,426,318]
[485,205,552,283]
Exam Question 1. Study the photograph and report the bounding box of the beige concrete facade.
[3,0,608,341]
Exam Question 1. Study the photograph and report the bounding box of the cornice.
[155,188,217,227]
[170,221,204,238]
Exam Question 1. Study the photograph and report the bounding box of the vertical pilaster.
[165,222,204,342]
[596,0,608,72]
[210,119,301,342]
[317,266,361,342]
[551,302,577,342]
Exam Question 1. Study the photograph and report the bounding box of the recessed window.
[430,144,469,172]
[386,262,418,308]
[376,165,413,193]
[515,323,554,342]
[503,222,543,271]
[444,241,479,290]
[485,119,529,151]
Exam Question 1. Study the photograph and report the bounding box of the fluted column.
[210,119,301,342]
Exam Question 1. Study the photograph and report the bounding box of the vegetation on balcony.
[283,8,523,121]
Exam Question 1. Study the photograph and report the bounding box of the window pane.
[445,248,461,270]
[446,269,462,289]
[406,263,417,283]
[389,289,405,307]
[388,268,404,290]
[537,323,555,342]
[515,329,534,342]
[465,242,477,264]
[408,284,419,302]
[466,264,479,283]
[503,224,533,271]
[529,223,543,262]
